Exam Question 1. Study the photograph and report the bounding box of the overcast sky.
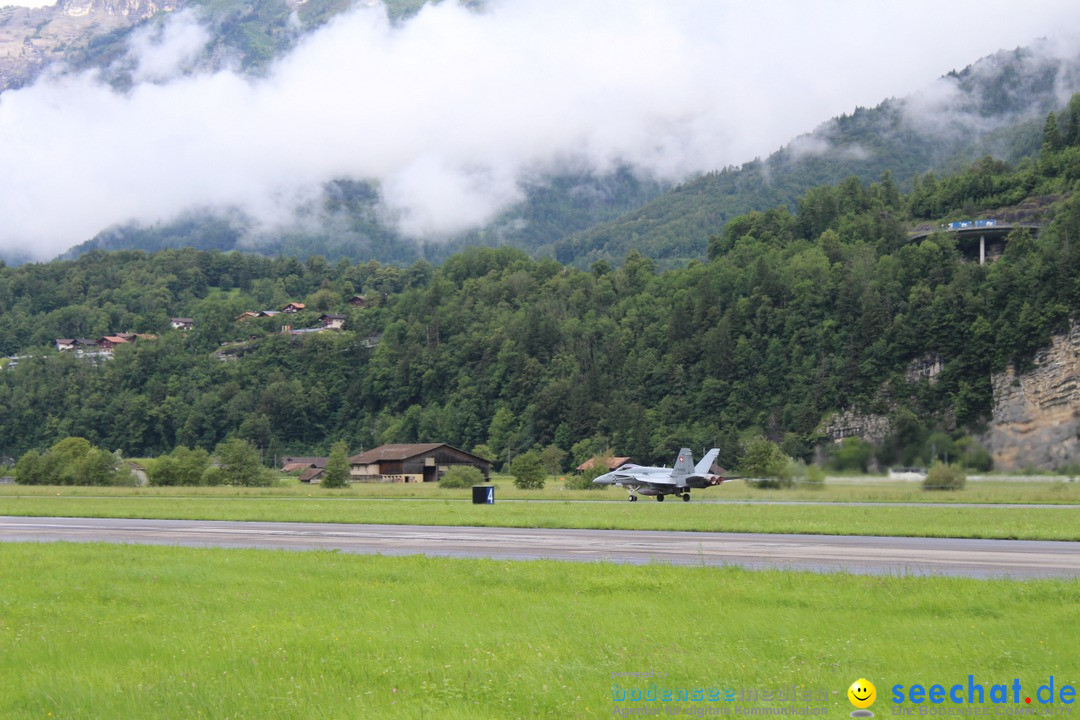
[1,0,1079,260]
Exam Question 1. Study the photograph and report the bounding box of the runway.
[1,516,1077,579]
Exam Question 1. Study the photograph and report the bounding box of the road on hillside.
[1,516,1077,579]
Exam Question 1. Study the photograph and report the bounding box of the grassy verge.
[0,543,1076,719]
[0,494,1078,539]
[3,476,1080,503]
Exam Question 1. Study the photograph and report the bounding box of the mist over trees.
[1,98,1078,472]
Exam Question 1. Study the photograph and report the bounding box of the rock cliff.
[982,322,1079,470]
[0,0,175,90]
[820,408,892,446]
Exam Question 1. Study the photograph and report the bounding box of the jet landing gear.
[656,493,691,503]
[628,495,638,502]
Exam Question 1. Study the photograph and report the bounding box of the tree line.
[1,101,1079,473]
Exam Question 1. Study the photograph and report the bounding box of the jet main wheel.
[682,494,690,502]
[629,495,638,502]
[656,494,665,502]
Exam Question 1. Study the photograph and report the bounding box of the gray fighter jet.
[592,447,735,502]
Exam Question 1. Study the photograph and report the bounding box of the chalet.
[348,294,368,308]
[281,302,306,314]
[98,335,130,352]
[258,310,281,318]
[349,443,491,483]
[320,314,346,330]
[299,467,326,484]
[576,456,632,472]
[56,339,75,351]
[236,311,259,321]
[171,318,194,331]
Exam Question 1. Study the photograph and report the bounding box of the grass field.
[0,480,1079,539]
[0,542,1076,719]
[5,475,1080,504]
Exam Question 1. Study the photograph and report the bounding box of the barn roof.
[349,443,490,466]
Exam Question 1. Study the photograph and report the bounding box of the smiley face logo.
[848,678,877,709]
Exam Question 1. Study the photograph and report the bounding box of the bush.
[510,450,546,489]
[439,465,485,489]
[149,446,211,486]
[214,438,276,487]
[740,436,795,489]
[923,462,967,491]
[15,439,133,486]
[826,437,873,472]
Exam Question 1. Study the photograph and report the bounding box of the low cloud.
[1,0,1079,260]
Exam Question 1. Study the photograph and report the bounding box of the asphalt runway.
[1,516,1078,579]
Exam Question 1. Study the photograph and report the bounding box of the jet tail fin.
[694,449,720,475]
[672,448,694,477]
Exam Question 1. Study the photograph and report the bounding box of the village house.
[171,318,194,331]
[97,335,130,352]
[56,339,75,351]
[349,443,491,483]
[320,314,346,330]
[281,302,306,314]
[236,311,259,321]
[348,294,368,308]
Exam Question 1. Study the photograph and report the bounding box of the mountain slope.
[552,43,1079,266]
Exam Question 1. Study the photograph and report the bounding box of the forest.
[1,97,1078,471]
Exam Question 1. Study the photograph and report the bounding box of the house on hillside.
[349,443,491,483]
[56,339,75,351]
[348,294,368,308]
[281,302,306,314]
[171,318,194,331]
[98,335,130,352]
[320,314,346,330]
[236,311,259,321]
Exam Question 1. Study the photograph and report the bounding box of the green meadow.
[0,484,1078,539]
[0,542,1076,719]
[6,475,1080,504]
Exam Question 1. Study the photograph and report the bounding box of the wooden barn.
[349,443,491,483]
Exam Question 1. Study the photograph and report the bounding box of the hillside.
[2,6,1077,268]
[2,119,1078,470]
[55,42,1080,269]
[552,43,1079,267]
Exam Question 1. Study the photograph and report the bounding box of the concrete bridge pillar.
[980,235,985,265]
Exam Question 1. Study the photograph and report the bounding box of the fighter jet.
[592,448,735,502]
